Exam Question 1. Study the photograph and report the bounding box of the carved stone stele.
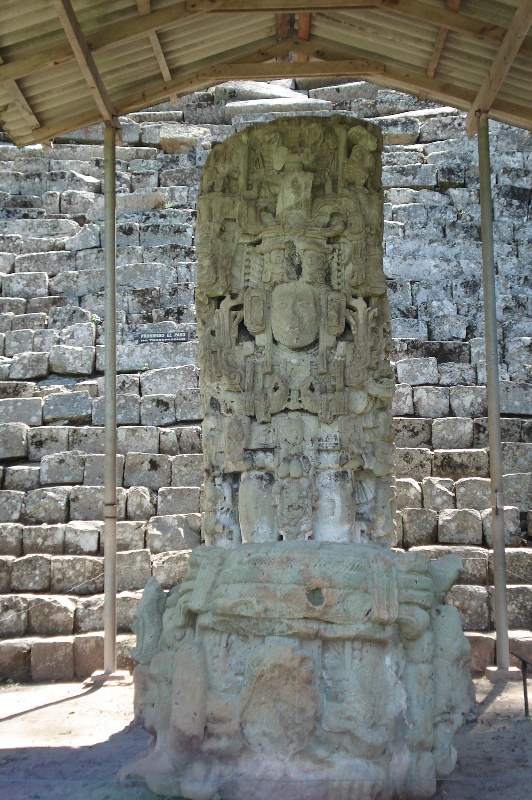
[121,117,471,800]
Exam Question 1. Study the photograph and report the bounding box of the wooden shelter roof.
[1,0,531,147]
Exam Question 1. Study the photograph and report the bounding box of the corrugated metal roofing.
[0,0,531,146]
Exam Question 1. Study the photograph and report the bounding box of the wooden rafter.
[296,12,311,62]
[136,0,152,14]
[50,0,122,140]
[136,0,179,105]
[465,0,532,136]
[426,0,461,79]
[1,0,532,87]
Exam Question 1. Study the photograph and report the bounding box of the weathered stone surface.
[392,417,431,447]
[69,486,127,520]
[465,632,495,674]
[140,394,176,427]
[174,388,201,422]
[473,416,521,447]
[422,477,455,510]
[0,639,32,681]
[91,393,140,426]
[83,453,125,486]
[4,465,40,491]
[0,490,24,522]
[449,386,488,418]
[64,521,100,555]
[69,426,105,454]
[432,449,489,480]
[11,554,51,591]
[74,591,141,633]
[40,449,86,485]
[117,426,159,455]
[396,357,438,385]
[151,550,191,589]
[413,386,450,418]
[0,522,23,556]
[157,487,200,516]
[0,397,42,425]
[503,473,532,510]
[23,487,70,524]
[127,486,157,521]
[0,556,14,592]
[438,508,482,545]
[410,545,488,585]
[42,391,92,424]
[490,586,532,630]
[171,454,204,487]
[395,447,431,481]
[27,425,69,460]
[447,585,489,631]
[502,442,532,474]
[499,381,532,415]
[31,637,74,681]
[392,383,413,415]
[139,364,200,396]
[455,477,491,511]
[23,524,65,555]
[432,417,473,450]
[28,595,76,636]
[116,549,152,591]
[49,344,95,375]
[73,632,103,679]
[481,506,522,548]
[395,477,422,510]
[124,453,171,490]
[51,555,103,594]
[402,507,438,548]
[0,421,28,459]
[0,594,28,636]
[146,515,200,553]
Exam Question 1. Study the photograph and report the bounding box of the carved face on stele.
[271,282,320,349]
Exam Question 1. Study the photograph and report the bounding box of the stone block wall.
[0,79,531,680]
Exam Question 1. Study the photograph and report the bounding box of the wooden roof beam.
[426,0,461,79]
[136,0,179,105]
[296,12,312,62]
[466,0,532,136]
[51,0,122,142]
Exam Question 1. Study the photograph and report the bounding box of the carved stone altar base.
[121,117,472,800]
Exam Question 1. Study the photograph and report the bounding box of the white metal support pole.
[477,113,513,678]
[103,123,117,676]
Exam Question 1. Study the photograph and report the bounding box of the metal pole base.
[84,669,133,687]
[485,666,521,682]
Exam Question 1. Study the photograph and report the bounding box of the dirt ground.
[0,677,530,800]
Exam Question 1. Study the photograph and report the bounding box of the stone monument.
[121,116,472,800]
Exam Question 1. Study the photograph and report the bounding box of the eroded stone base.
[121,542,472,800]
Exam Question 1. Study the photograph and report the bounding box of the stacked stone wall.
[0,79,531,680]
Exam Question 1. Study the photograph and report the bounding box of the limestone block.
[15,250,72,277]
[42,391,92,424]
[392,417,431,447]
[51,555,104,594]
[455,477,491,511]
[481,506,521,548]
[139,364,200,395]
[395,447,431,481]
[410,545,488,585]
[28,595,76,636]
[74,591,140,634]
[49,304,91,329]
[499,381,532,415]
[0,556,14,592]
[140,394,177,427]
[382,163,437,188]
[438,509,482,545]
[40,449,86,485]
[0,397,42,425]
[0,595,28,637]
[422,477,455,511]
[115,340,198,373]
[450,386,488,418]
[12,313,47,332]
[27,426,69,460]
[500,549,532,585]
[402,508,438,548]
[0,421,28,459]
[390,318,427,339]
[31,637,74,681]
[157,487,200,516]
[0,490,24,522]
[431,417,473,450]
[11,553,51,591]
[83,453,125,486]
[91,393,140,425]
[505,337,532,367]
[2,271,48,298]
[73,632,103,679]
[396,357,438,385]
[437,363,476,387]
[23,524,65,555]
[0,298,25,315]
[64,521,100,555]
[151,550,191,589]
[4,465,40,491]
[174,388,201,422]
[23,487,70,524]
[429,315,467,341]
[127,486,157,521]
[124,453,171,490]
[395,478,422,510]
[502,442,532,474]
[103,521,146,553]
[0,639,32,682]
[5,328,33,356]
[96,372,140,396]
[49,344,95,376]
[117,426,159,455]
[117,549,152,591]
[491,586,532,630]
[69,486,127,521]
[69,425,105,454]
[473,416,521,447]
[465,633,496,674]
[146,515,200,553]
[503,473,532,510]
[171,454,204,487]
[0,523,23,556]
[432,449,489,480]
[63,223,100,252]
[446,585,489,631]
[413,386,450,418]
[0,380,35,398]
[391,383,413,415]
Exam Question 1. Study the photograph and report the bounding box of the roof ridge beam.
[466,0,532,136]
[50,0,122,141]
